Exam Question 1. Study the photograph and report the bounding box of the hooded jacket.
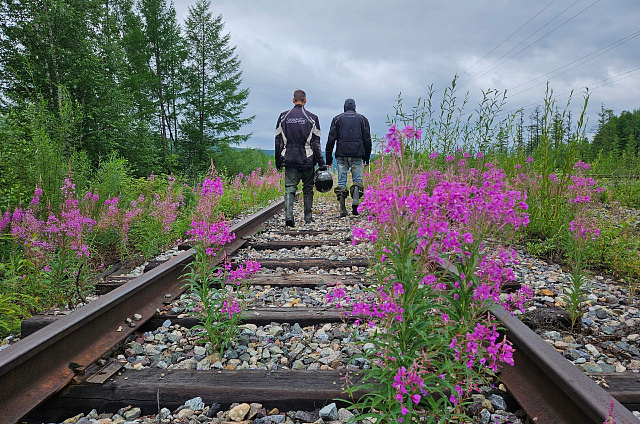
[325,99,372,165]
[275,104,325,169]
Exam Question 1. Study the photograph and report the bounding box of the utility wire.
[508,30,640,96]
[454,0,558,83]
[496,66,640,119]
[459,0,602,90]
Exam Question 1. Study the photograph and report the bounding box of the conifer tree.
[180,0,252,175]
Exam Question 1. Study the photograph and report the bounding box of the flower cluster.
[384,125,422,155]
[227,260,262,285]
[335,125,532,423]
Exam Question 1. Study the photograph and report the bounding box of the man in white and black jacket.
[275,89,327,227]
[325,98,372,217]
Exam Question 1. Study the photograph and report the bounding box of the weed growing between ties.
[182,173,261,354]
[562,161,604,331]
[328,127,532,423]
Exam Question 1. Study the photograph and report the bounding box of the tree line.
[592,106,640,159]
[0,0,259,207]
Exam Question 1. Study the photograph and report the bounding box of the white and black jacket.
[275,104,325,169]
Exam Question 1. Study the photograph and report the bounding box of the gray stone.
[193,346,207,356]
[254,415,285,424]
[294,411,318,422]
[581,363,603,373]
[207,403,222,418]
[185,396,205,411]
[224,349,239,359]
[596,309,609,319]
[563,348,582,361]
[480,409,491,424]
[363,343,375,352]
[172,358,197,370]
[144,345,161,356]
[488,394,507,411]
[268,325,284,337]
[158,408,171,420]
[248,403,263,420]
[319,403,338,421]
[337,408,354,422]
[269,345,284,355]
[490,414,509,424]
[543,331,561,341]
[123,408,141,420]
[162,319,172,328]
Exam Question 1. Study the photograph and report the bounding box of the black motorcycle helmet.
[314,168,333,193]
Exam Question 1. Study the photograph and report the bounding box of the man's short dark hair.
[293,89,306,102]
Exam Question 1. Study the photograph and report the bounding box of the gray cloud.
[174,0,640,150]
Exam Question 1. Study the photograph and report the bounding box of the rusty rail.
[443,257,638,423]
[0,200,283,424]
[492,304,639,423]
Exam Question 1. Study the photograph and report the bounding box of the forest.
[0,0,271,209]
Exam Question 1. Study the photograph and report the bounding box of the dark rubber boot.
[335,186,348,218]
[285,193,295,227]
[340,195,347,217]
[350,183,363,216]
[304,194,314,223]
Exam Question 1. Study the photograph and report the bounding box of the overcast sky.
[173,0,640,151]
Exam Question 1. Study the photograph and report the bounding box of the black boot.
[335,186,347,217]
[285,193,295,227]
[304,194,314,223]
[350,183,363,216]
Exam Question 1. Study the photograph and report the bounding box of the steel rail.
[442,260,638,423]
[492,304,639,424]
[0,199,283,424]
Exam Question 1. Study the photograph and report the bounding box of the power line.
[508,30,640,96]
[456,0,583,89]
[455,0,558,82]
[458,0,602,90]
[496,66,640,119]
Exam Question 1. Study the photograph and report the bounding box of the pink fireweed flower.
[429,151,438,159]
[446,155,454,162]
[401,125,421,140]
[227,260,262,284]
[574,160,591,170]
[30,187,43,206]
[221,299,241,319]
[384,125,402,155]
[525,157,533,163]
[187,220,235,248]
[0,211,10,233]
[569,220,600,240]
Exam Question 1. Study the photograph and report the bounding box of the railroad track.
[1,198,639,423]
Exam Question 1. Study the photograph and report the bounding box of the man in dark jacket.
[275,89,327,226]
[325,98,371,217]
